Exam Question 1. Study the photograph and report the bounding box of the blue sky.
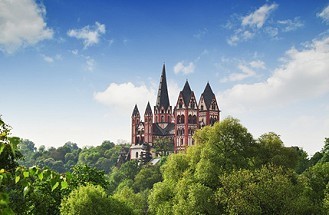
[1,0,329,155]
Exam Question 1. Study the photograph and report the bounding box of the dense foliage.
[2,115,329,214]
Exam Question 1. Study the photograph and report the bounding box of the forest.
[1,115,329,214]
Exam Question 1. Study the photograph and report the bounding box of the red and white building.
[130,64,220,159]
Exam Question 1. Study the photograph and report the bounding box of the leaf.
[23,186,30,197]
[61,181,68,189]
[51,182,59,191]
[0,143,5,155]
[15,175,20,183]
[38,172,44,181]
[23,171,29,178]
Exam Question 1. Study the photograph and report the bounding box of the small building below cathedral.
[131,64,220,160]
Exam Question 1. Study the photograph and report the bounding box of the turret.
[144,102,153,143]
[131,105,140,145]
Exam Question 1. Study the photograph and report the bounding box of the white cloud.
[220,35,329,112]
[221,63,257,83]
[277,17,304,32]
[174,61,195,74]
[42,54,62,63]
[227,3,278,46]
[85,56,95,72]
[94,82,156,114]
[317,5,329,24]
[67,22,106,48]
[250,60,266,69]
[42,55,54,63]
[0,0,53,54]
[242,3,278,28]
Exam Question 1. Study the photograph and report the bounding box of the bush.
[60,184,132,215]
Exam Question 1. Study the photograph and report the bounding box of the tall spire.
[145,102,153,115]
[201,82,215,109]
[181,80,192,105]
[132,104,140,117]
[156,64,170,110]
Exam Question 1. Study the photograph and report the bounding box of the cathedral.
[130,64,220,160]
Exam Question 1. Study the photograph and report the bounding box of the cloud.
[94,82,156,113]
[85,56,95,72]
[42,54,62,63]
[277,17,304,32]
[227,3,278,46]
[220,35,329,113]
[249,60,266,69]
[0,0,53,54]
[67,22,106,48]
[193,28,208,39]
[174,61,195,75]
[242,3,278,28]
[317,5,329,24]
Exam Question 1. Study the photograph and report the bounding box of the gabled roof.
[145,102,153,115]
[181,80,192,106]
[152,123,175,136]
[132,104,140,117]
[201,82,216,109]
[155,64,170,110]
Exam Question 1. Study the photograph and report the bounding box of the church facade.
[130,64,220,160]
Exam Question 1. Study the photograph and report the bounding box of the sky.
[1,0,329,155]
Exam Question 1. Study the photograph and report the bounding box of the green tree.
[60,184,132,215]
[133,164,162,192]
[255,132,300,169]
[217,165,312,214]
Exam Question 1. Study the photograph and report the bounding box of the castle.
[130,64,220,160]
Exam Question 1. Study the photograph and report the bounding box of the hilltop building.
[130,64,220,160]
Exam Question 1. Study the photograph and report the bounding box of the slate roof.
[181,80,192,106]
[155,64,170,110]
[201,82,216,109]
[132,104,140,117]
[145,102,153,115]
[152,123,175,136]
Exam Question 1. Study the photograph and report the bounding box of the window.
[161,116,164,122]
[168,116,170,122]
[181,114,185,123]
[192,115,197,124]
[201,105,204,111]
[136,152,139,158]
[177,115,181,124]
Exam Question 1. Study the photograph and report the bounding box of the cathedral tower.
[144,102,153,144]
[174,80,198,152]
[131,104,140,145]
[154,64,173,128]
[198,82,220,127]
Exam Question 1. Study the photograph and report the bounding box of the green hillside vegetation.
[1,115,329,214]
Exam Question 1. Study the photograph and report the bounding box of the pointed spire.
[156,64,170,110]
[132,104,140,117]
[201,82,215,109]
[145,102,153,116]
[181,80,192,105]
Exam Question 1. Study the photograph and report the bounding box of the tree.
[217,165,312,214]
[254,132,300,169]
[60,184,132,215]
[153,137,174,156]
[133,164,162,192]
[0,116,22,172]
[302,162,329,213]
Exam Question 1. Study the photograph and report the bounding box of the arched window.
[188,114,192,123]
[161,115,164,122]
[177,115,181,124]
[181,114,185,123]
[192,115,197,124]
[211,102,216,110]
[200,105,204,111]
[190,100,195,109]
[136,152,139,158]
[168,116,171,122]
[182,128,185,135]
